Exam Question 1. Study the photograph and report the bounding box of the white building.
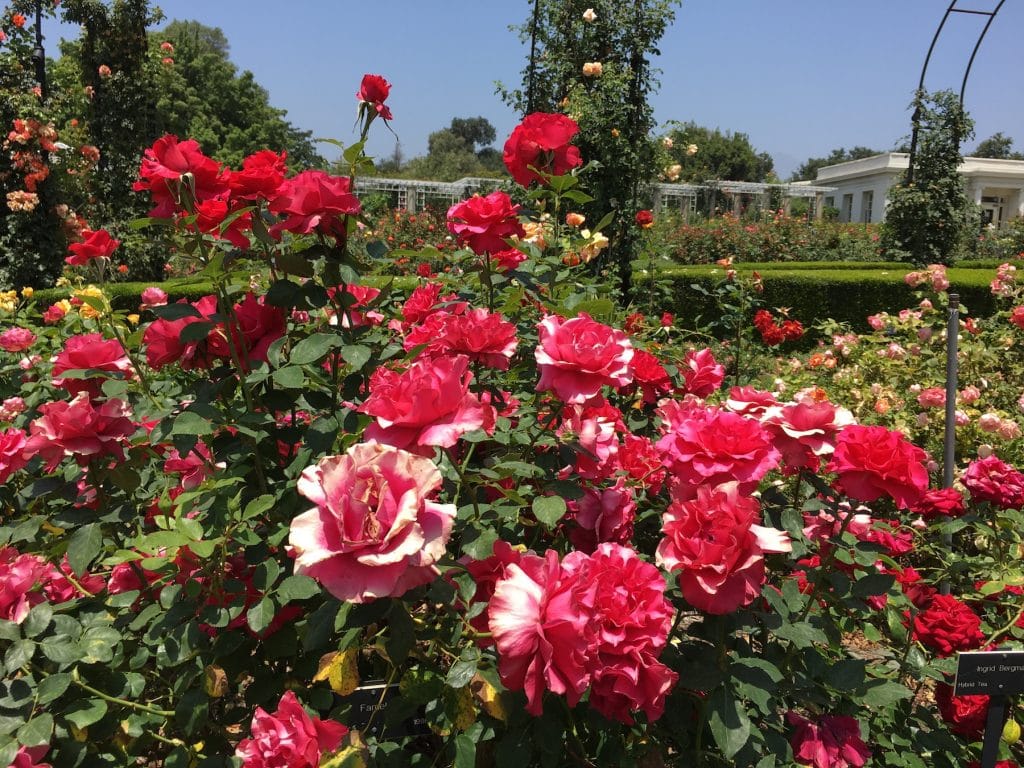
[811,153,1024,227]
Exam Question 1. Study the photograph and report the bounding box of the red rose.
[142,295,220,370]
[268,170,361,241]
[827,424,929,509]
[66,228,119,266]
[211,293,286,367]
[503,112,583,187]
[963,455,1024,509]
[657,481,790,614]
[356,74,393,120]
[51,332,133,399]
[911,487,966,520]
[446,191,526,255]
[192,196,251,249]
[630,348,672,404]
[786,711,870,768]
[935,682,988,737]
[635,209,654,229]
[912,593,985,656]
[133,135,227,218]
[1010,306,1024,330]
[227,149,287,200]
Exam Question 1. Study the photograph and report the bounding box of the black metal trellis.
[906,0,1005,184]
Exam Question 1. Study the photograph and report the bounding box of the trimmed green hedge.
[637,264,1000,333]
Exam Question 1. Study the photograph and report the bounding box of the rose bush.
[0,73,1022,768]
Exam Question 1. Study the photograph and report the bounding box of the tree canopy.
[377,116,504,180]
[664,122,774,182]
[970,132,1024,160]
[790,146,880,181]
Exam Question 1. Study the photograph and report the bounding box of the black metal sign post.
[955,650,1024,768]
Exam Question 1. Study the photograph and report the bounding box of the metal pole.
[32,0,47,103]
[941,293,959,595]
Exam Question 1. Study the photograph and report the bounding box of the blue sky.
[48,1,1023,178]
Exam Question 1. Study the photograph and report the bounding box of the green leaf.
[253,559,281,592]
[531,496,567,528]
[152,302,202,321]
[63,698,108,729]
[242,495,276,521]
[272,365,306,389]
[708,687,752,759]
[21,604,53,638]
[385,602,415,665]
[17,714,52,747]
[862,679,912,708]
[36,673,71,705]
[454,733,477,768]
[774,621,827,648]
[343,344,372,371]
[81,627,120,664]
[291,333,342,365]
[67,523,103,576]
[178,321,215,343]
[247,597,275,635]
[447,648,481,689]
[174,411,214,436]
[278,574,321,603]
[4,640,34,673]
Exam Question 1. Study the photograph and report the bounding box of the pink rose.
[140,286,168,309]
[0,547,51,623]
[51,332,133,398]
[268,170,361,242]
[762,400,855,472]
[725,385,779,417]
[447,191,526,255]
[916,387,946,408]
[0,327,36,353]
[235,691,348,768]
[786,711,870,768]
[288,442,456,603]
[0,427,28,483]
[963,455,1024,509]
[566,479,636,553]
[827,425,929,509]
[657,482,790,614]
[488,550,590,714]
[535,313,633,404]
[24,393,136,471]
[403,307,518,370]
[657,406,780,498]
[681,348,724,397]
[556,402,622,480]
[358,356,494,451]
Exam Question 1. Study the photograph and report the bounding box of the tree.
[971,132,1024,160]
[387,116,504,180]
[663,122,774,182]
[790,146,879,181]
[150,20,322,169]
[882,90,977,265]
[500,0,680,302]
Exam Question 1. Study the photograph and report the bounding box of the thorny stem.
[69,670,175,718]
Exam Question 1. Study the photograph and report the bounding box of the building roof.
[815,152,1024,183]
